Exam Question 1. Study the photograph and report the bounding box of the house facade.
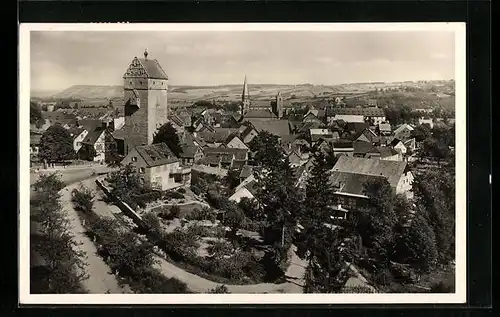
[393,123,414,141]
[79,127,114,163]
[121,143,191,190]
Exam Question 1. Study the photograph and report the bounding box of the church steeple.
[242,75,250,101]
[241,75,251,116]
[144,48,148,59]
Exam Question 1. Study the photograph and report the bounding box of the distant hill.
[36,80,454,106]
[51,85,123,100]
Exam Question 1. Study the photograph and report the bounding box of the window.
[140,178,145,184]
[129,81,132,85]
[131,157,137,162]
[77,142,81,147]
[139,167,145,174]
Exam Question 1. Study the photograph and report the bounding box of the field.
[32,80,455,110]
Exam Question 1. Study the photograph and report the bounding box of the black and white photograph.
[19,23,466,304]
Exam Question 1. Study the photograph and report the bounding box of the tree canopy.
[248,131,283,168]
[30,102,44,127]
[39,125,75,163]
[153,122,182,157]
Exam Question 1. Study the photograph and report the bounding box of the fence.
[95,178,147,229]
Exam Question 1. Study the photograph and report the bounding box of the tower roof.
[242,75,250,100]
[123,54,168,80]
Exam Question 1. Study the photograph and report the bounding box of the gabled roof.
[138,58,168,80]
[332,156,408,189]
[329,171,386,197]
[203,147,248,160]
[168,113,185,127]
[112,129,126,140]
[245,109,277,119]
[81,127,106,145]
[239,165,253,179]
[345,122,370,134]
[378,123,392,132]
[330,107,385,117]
[377,146,399,158]
[350,128,379,143]
[247,119,291,137]
[135,143,179,167]
[353,141,377,155]
[394,123,415,135]
[78,119,106,131]
[67,127,86,140]
[390,138,403,147]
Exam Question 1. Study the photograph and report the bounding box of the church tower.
[241,75,251,115]
[272,91,284,119]
[122,50,169,155]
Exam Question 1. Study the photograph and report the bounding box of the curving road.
[61,175,307,294]
[60,177,132,294]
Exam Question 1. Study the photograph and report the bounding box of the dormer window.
[131,157,137,162]
[139,167,145,173]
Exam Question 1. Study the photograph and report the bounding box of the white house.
[229,175,258,203]
[68,127,89,153]
[121,143,191,190]
[393,123,415,141]
[418,117,434,129]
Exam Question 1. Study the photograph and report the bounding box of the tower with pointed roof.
[122,50,169,154]
[272,91,284,119]
[241,75,251,115]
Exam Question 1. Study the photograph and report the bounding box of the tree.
[412,169,455,263]
[359,178,398,268]
[208,284,231,293]
[221,202,246,238]
[152,122,182,157]
[393,213,438,274]
[248,131,283,168]
[39,125,75,163]
[238,197,263,222]
[30,102,43,127]
[302,226,351,293]
[30,174,88,294]
[420,137,451,165]
[223,168,241,191]
[411,124,432,142]
[71,184,95,213]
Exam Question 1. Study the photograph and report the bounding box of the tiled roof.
[179,145,198,158]
[297,121,323,133]
[112,129,126,140]
[78,119,106,131]
[378,123,392,132]
[377,146,399,158]
[393,123,415,135]
[351,128,379,143]
[332,156,408,189]
[247,119,291,137]
[67,127,86,140]
[330,107,385,117]
[390,138,403,147]
[329,171,386,196]
[137,58,168,80]
[203,147,247,160]
[168,113,185,127]
[198,131,232,144]
[239,165,253,179]
[353,141,376,155]
[81,127,106,145]
[135,143,179,167]
[245,109,277,119]
[30,134,42,145]
[345,122,370,133]
[198,156,221,166]
[333,139,354,148]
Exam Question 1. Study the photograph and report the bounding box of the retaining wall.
[95,179,147,229]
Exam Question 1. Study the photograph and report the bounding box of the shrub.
[132,191,162,208]
[164,190,184,200]
[185,207,217,222]
[206,191,229,209]
[71,185,94,213]
[170,205,181,218]
[186,224,211,237]
[177,188,186,194]
[430,280,455,293]
[190,185,202,196]
[208,285,230,293]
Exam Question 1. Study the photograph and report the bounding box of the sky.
[30,30,455,92]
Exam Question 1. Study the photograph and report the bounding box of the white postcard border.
[19,22,467,305]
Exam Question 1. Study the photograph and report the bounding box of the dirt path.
[60,179,132,294]
[70,177,308,294]
[153,245,307,294]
